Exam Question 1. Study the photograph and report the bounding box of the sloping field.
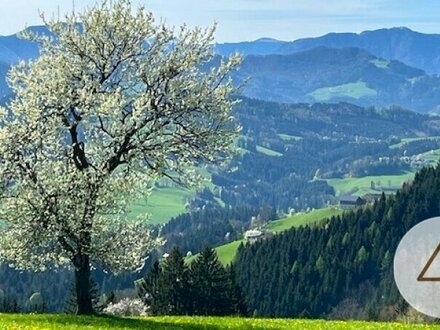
[213,207,343,265]
[326,173,414,196]
[263,207,343,233]
[127,187,193,225]
[309,81,377,101]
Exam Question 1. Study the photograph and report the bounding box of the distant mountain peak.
[254,37,282,43]
[359,26,416,35]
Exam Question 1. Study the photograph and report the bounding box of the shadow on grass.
[41,314,225,329]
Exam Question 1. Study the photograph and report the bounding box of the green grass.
[126,166,218,225]
[389,136,440,149]
[309,81,377,101]
[256,145,283,157]
[278,133,302,142]
[0,314,437,329]
[215,239,245,265]
[370,59,389,68]
[417,148,440,166]
[263,207,344,233]
[326,173,414,196]
[211,207,343,265]
[186,240,245,265]
[127,187,193,225]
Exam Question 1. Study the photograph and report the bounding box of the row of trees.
[138,247,248,316]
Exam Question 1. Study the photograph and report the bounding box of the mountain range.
[217,27,440,75]
[3,26,440,113]
[235,46,440,112]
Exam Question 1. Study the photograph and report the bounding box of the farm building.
[339,195,365,209]
[245,230,264,243]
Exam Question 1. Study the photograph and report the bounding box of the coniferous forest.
[234,165,440,319]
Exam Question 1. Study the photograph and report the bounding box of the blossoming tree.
[0,0,240,314]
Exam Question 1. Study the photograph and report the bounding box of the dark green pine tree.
[227,265,249,316]
[138,260,163,314]
[190,246,233,316]
[157,246,191,315]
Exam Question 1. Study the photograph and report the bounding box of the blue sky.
[2,0,440,42]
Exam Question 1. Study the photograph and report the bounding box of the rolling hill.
[212,207,344,265]
[233,164,440,318]
[278,27,440,75]
[2,26,440,112]
[215,37,286,57]
[0,26,46,65]
[236,46,440,112]
[217,27,440,75]
[0,62,10,98]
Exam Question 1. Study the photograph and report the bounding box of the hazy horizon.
[2,0,440,42]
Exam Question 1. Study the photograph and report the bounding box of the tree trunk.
[74,254,94,315]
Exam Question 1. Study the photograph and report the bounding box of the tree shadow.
[50,315,225,329]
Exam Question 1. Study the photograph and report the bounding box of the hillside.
[234,164,440,318]
[3,98,440,312]
[217,27,440,75]
[0,26,45,65]
[0,314,436,329]
[213,207,344,265]
[236,46,440,112]
[3,27,440,112]
[0,61,10,98]
[215,37,286,57]
[212,98,440,212]
[278,27,440,75]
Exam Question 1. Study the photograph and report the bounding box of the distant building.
[245,230,264,243]
[339,195,365,209]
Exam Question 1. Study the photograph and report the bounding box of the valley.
[2,4,440,325]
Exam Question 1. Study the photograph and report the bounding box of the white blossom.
[0,0,240,275]
[103,298,148,316]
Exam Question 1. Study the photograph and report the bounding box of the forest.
[234,165,440,319]
[2,97,440,314]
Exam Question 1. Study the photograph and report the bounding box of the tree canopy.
[0,0,240,314]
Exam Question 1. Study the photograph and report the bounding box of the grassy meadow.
[309,81,377,101]
[263,207,343,233]
[419,148,440,166]
[0,314,438,330]
[215,240,246,265]
[256,145,283,157]
[127,187,194,225]
[208,207,344,265]
[326,172,414,196]
[370,59,390,68]
[126,165,217,224]
[389,136,440,149]
[277,133,302,141]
